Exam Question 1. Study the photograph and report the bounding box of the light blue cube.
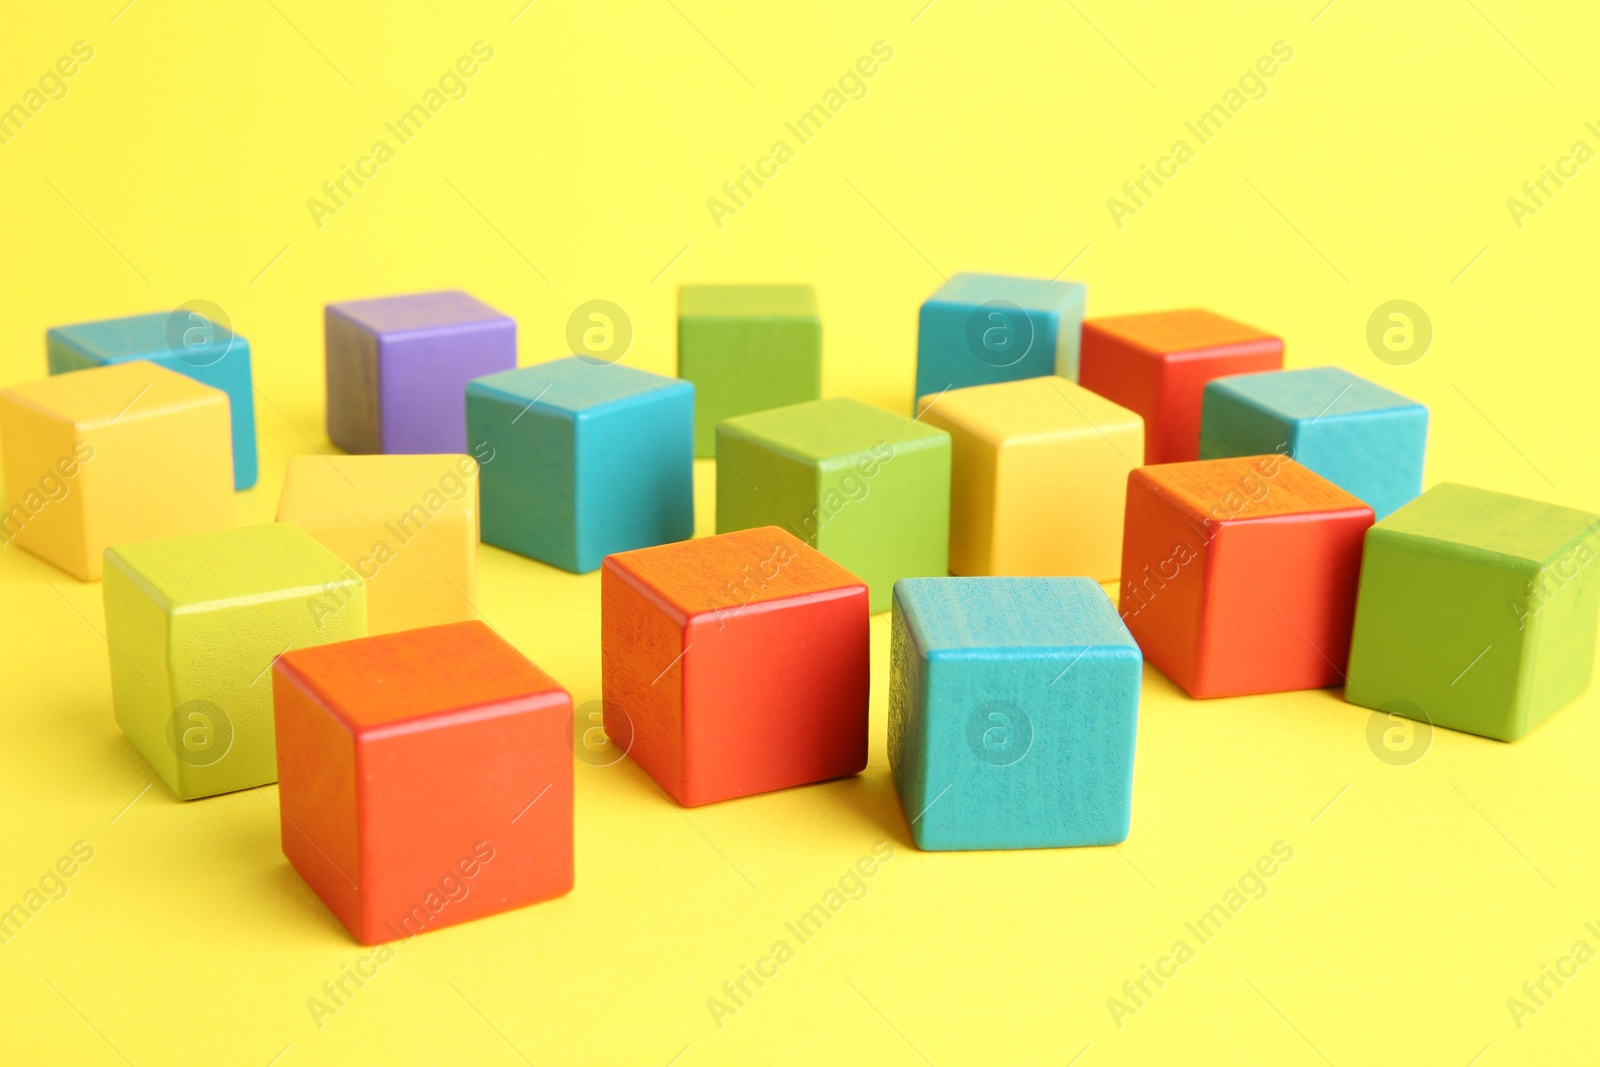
[1199,366,1428,519]
[889,576,1141,851]
[47,311,259,490]
[913,273,1086,410]
[466,357,694,574]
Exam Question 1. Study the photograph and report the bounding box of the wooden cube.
[1346,484,1600,741]
[275,454,479,635]
[1080,309,1283,464]
[466,357,694,573]
[677,284,821,458]
[1200,366,1428,519]
[716,397,950,613]
[275,621,572,944]
[1,361,233,581]
[48,310,259,489]
[103,524,365,799]
[602,526,868,807]
[889,577,1141,851]
[916,376,1142,580]
[1119,456,1372,698]
[914,272,1086,407]
[325,290,515,455]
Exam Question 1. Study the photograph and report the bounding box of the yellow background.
[3,1,1599,1063]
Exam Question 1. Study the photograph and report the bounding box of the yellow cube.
[0,360,233,581]
[275,454,480,634]
[916,376,1143,580]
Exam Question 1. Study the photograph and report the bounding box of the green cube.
[678,284,822,458]
[1346,483,1600,741]
[716,397,951,613]
[103,523,367,799]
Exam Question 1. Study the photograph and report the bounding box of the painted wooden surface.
[47,311,259,489]
[1346,483,1600,741]
[325,290,515,455]
[466,356,694,573]
[102,522,365,800]
[677,284,821,458]
[1201,365,1428,519]
[275,453,479,634]
[916,376,1142,580]
[602,526,869,807]
[1080,308,1284,464]
[274,620,572,944]
[0,360,233,580]
[715,396,950,613]
[913,272,1087,406]
[889,576,1141,851]
[1118,455,1372,698]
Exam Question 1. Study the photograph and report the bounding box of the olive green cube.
[1345,483,1600,741]
[678,284,821,458]
[715,397,950,613]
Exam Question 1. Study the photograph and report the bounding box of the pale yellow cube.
[275,454,479,634]
[0,360,233,581]
[916,376,1143,580]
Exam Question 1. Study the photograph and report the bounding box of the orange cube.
[602,526,869,807]
[1118,455,1372,698]
[274,621,572,944]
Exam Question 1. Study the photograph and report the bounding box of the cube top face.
[1088,308,1280,360]
[1209,366,1421,422]
[679,283,817,319]
[917,375,1141,447]
[278,621,563,734]
[106,523,353,611]
[605,526,864,622]
[2,359,226,429]
[327,290,510,337]
[895,577,1139,660]
[720,396,945,467]
[923,272,1086,316]
[468,357,688,419]
[1377,482,1598,567]
[47,311,243,368]
[1136,454,1370,526]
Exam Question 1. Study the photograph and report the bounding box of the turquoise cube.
[914,272,1086,411]
[1199,366,1427,519]
[46,311,259,490]
[889,576,1141,851]
[466,357,694,573]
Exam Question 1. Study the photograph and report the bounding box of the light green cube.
[1345,483,1600,741]
[715,397,951,613]
[678,284,822,458]
[103,523,366,799]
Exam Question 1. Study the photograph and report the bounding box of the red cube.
[274,620,573,944]
[1118,455,1373,698]
[1080,309,1284,463]
[602,526,869,806]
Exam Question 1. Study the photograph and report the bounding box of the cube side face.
[468,390,578,569]
[358,695,574,943]
[1118,474,1209,694]
[1346,531,1535,740]
[887,596,932,820]
[814,436,950,613]
[990,426,1139,580]
[917,407,999,575]
[914,300,1062,404]
[274,664,362,936]
[1292,408,1428,520]
[574,392,695,572]
[1155,345,1284,464]
[1522,540,1600,732]
[1198,383,1296,464]
[103,558,180,793]
[678,316,821,458]
[0,394,91,578]
[713,425,820,544]
[1079,328,1165,461]
[601,561,691,801]
[377,319,516,455]
[325,310,382,455]
[679,587,870,805]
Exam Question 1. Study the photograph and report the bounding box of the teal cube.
[1199,366,1427,518]
[466,357,694,573]
[47,311,259,490]
[889,577,1141,851]
[914,272,1086,411]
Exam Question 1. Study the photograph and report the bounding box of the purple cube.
[325,290,516,454]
